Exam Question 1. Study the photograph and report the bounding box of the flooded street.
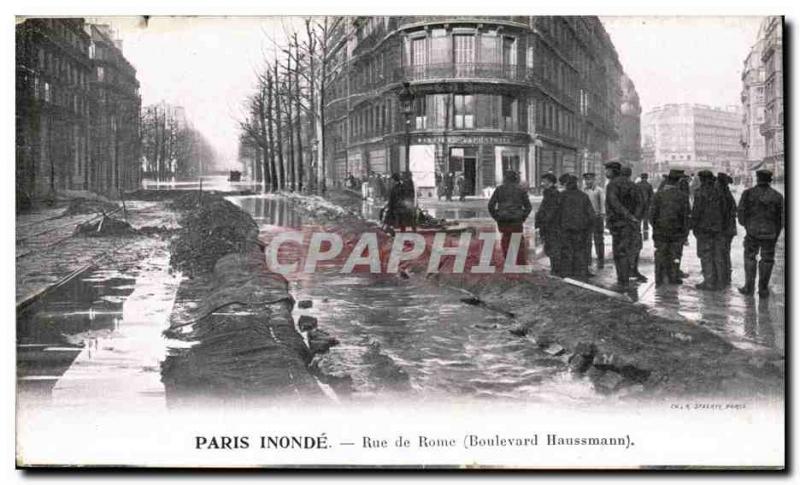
[17,242,181,411]
[232,195,600,404]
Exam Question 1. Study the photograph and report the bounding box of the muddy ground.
[279,189,783,401]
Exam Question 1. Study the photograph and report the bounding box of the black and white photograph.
[10,6,787,470]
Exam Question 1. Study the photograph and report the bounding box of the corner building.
[324,16,636,197]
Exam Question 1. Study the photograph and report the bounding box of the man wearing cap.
[650,169,691,286]
[717,173,737,286]
[622,166,647,282]
[604,161,640,290]
[583,172,605,269]
[556,174,596,279]
[737,169,784,297]
[636,173,654,240]
[535,173,562,275]
[488,170,532,267]
[691,170,725,290]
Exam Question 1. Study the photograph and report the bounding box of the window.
[454,94,475,129]
[97,67,105,81]
[44,82,51,102]
[428,94,449,129]
[412,38,426,66]
[526,45,534,68]
[502,96,516,130]
[414,96,426,129]
[454,34,475,77]
[502,37,517,66]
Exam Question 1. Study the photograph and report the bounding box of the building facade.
[641,104,746,177]
[324,16,637,197]
[15,18,140,207]
[619,73,642,172]
[759,16,784,179]
[16,18,93,205]
[740,36,766,169]
[85,23,142,195]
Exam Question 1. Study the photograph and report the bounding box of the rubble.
[74,215,137,237]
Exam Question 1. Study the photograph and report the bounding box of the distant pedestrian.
[604,161,640,291]
[649,169,691,286]
[488,170,532,266]
[636,173,654,240]
[444,172,455,201]
[691,170,725,291]
[717,172,737,286]
[583,172,605,269]
[435,171,444,201]
[737,169,784,297]
[556,174,596,279]
[535,173,561,275]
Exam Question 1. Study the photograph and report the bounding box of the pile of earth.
[74,215,137,237]
[61,197,119,217]
[169,193,261,277]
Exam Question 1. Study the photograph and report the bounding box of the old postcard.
[14,14,785,469]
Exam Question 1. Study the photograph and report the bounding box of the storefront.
[405,132,531,198]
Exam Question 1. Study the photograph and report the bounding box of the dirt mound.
[74,215,137,237]
[169,197,260,276]
[61,198,119,217]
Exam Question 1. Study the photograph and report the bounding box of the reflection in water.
[17,269,137,398]
[743,297,777,349]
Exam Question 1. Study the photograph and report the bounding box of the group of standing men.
[532,161,783,297]
[649,166,783,297]
[436,171,471,202]
[533,163,651,283]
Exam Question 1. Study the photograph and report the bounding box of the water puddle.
[17,247,180,410]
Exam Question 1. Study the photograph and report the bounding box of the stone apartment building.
[323,16,638,197]
[16,17,140,207]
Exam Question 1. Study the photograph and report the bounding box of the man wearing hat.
[488,170,532,266]
[691,170,725,290]
[737,169,784,297]
[636,173,655,240]
[556,174,596,279]
[583,172,605,269]
[716,172,737,286]
[650,169,691,285]
[622,166,647,282]
[535,173,562,275]
[604,161,640,290]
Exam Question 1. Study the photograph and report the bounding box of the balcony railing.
[395,62,526,83]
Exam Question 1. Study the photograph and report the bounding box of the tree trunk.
[273,63,286,190]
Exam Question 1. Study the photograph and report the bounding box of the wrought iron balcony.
[394,62,526,84]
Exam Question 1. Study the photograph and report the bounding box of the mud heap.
[163,194,322,406]
[74,214,137,237]
[169,194,260,277]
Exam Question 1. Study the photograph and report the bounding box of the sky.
[102,16,765,169]
[601,16,764,112]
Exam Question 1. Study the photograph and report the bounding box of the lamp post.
[398,81,413,174]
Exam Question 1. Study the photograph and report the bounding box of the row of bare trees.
[141,103,218,181]
[238,17,346,194]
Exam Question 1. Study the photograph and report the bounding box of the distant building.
[641,104,745,177]
[323,16,638,197]
[759,17,784,179]
[740,35,766,170]
[15,17,140,207]
[16,18,93,204]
